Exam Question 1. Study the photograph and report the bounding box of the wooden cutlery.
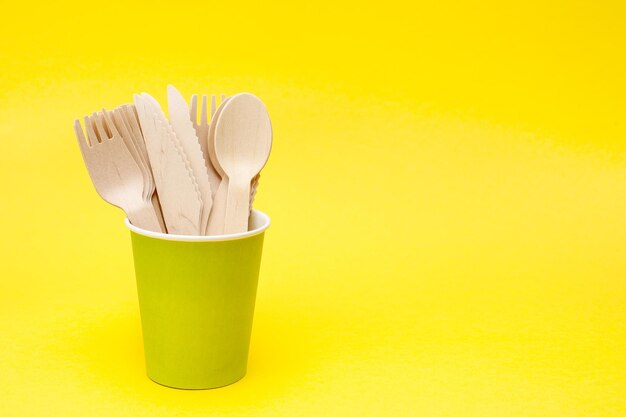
[74,111,164,232]
[109,105,167,233]
[213,93,272,234]
[134,93,203,235]
[189,93,221,198]
[166,85,213,233]
[74,86,271,236]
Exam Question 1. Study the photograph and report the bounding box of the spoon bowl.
[214,93,272,180]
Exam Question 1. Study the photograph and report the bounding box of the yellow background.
[1,1,625,415]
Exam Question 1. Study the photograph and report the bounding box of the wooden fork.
[110,105,167,232]
[189,94,223,198]
[74,112,164,232]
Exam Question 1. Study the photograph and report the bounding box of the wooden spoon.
[213,93,272,234]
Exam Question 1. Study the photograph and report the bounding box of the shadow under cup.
[125,210,271,389]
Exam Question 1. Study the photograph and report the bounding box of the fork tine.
[101,109,121,138]
[221,94,226,102]
[119,107,146,157]
[211,95,217,118]
[128,104,141,126]
[121,105,143,142]
[201,95,208,125]
[74,119,90,152]
[92,112,109,141]
[190,94,198,125]
[126,104,141,127]
[84,115,99,145]
[99,112,114,138]
[111,108,131,139]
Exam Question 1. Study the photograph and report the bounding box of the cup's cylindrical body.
[127,210,270,389]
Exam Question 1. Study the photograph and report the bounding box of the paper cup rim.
[125,209,271,242]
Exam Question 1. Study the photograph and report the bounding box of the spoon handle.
[206,178,229,235]
[224,177,252,234]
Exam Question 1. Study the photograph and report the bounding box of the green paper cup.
[125,209,270,390]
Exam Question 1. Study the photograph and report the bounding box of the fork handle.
[128,202,165,233]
